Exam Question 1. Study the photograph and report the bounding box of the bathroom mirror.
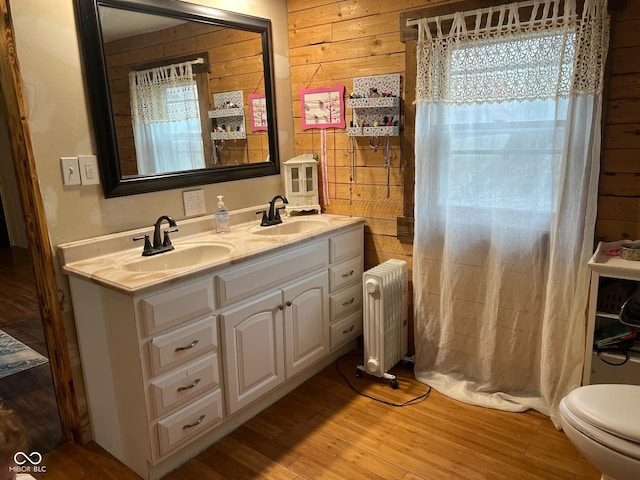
[74,0,280,197]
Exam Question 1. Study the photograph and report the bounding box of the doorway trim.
[0,0,82,442]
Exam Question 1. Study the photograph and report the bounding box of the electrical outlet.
[60,157,81,186]
[183,189,206,216]
[78,155,100,185]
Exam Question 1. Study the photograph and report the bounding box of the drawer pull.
[342,325,355,334]
[174,339,199,352]
[342,297,355,306]
[341,270,355,278]
[176,377,201,392]
[182,414,206,430]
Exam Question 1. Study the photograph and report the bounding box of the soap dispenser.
[215,195,230,233]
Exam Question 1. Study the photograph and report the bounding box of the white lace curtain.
[412,0,609,427]
[129,61,205,175]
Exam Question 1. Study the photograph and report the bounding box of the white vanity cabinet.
[328,227,364,350]
[140,280,225,459]
[216,239,330,414]
[63,217,364,480]
[68,275,224,476]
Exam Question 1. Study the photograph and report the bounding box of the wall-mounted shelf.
[209,107,244,119]
[347,126,400,137]
[209,90,246,140]
[210,131,246,141]
[348,96,400,109]
[347,74,400,137]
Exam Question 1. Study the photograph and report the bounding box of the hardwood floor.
[0,247,65,453]
[38,354,600,479]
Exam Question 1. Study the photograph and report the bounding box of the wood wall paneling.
[599,1,640,240]
[289,0,640,357]
[288,0,412,266]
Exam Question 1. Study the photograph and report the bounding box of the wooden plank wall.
[599,1,640,241]
[104,23,269,175]
[288,0,640,263]
[287,0,452,273]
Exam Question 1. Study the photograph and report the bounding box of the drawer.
[156,389,224,457]
[329,226,362,264]
[140,278,214,336]
[148,317,216,376]
[330,310,362,351]
[329,255,363,292]
[330,283,362,321]
[149,353,220,418]
[216,240,328,307]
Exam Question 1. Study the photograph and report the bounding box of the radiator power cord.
[335,353,432,407]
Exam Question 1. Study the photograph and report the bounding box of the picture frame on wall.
[248,93,268,132]
[300,85,345,130]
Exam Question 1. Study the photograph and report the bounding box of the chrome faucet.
[133,215,178,256]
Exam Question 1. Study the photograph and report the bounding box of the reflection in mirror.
[127,57,208,176]
[210,90,249,167]
[74,0,279,197]
[249,93,268,132]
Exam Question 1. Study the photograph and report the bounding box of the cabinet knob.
[182,414,206,430]
[174,339,199,352]
[176,377,201,392]
[286,301,292,307]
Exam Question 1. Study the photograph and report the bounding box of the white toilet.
[560,384,640,480]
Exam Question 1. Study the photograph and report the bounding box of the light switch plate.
[183,189,206,216]
[78,155,100,185]
[60,157,81,186]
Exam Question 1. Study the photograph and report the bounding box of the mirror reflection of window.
[129,61,206,175]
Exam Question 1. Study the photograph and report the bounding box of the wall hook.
[369,136,380,152]
[346,136,355,155]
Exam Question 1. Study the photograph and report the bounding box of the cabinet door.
[283,271,329,378]
[220,291,285,414]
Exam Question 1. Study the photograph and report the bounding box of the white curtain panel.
[412,0,609,427]
[130,61,205,175]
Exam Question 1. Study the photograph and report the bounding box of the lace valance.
[129,61,200,123]
[415,0,609,104]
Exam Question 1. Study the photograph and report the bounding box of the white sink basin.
[122,244,232,272]
[252,219,327,236]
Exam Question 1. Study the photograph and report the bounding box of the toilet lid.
[565,384,640,443]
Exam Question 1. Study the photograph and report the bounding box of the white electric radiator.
[357,259,409,388]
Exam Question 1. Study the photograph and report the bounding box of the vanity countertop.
[58,211,364,294]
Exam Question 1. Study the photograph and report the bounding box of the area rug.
[0,329,48,379]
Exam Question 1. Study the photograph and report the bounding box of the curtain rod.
[145,57,205,68]
[406,0,546,27]
[133,57,204,73]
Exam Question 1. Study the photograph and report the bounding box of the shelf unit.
[347,74,400,137]
[584,241,640,386]
[209,90,246,140]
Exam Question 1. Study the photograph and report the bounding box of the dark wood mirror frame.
[74,0,280,198]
